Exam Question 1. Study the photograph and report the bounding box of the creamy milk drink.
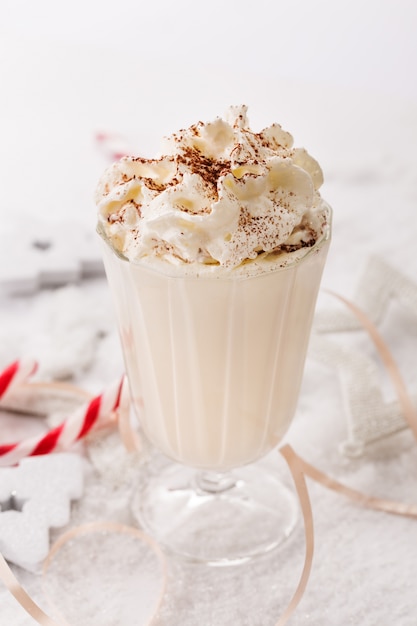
[97,106,331,471]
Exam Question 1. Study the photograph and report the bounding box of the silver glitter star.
[310,255,417,456]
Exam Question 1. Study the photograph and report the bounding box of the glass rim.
[97,204,332,281]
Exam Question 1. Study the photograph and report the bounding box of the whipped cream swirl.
[96,106,328,268]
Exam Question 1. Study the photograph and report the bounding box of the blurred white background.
[2,0,417,208]
[1,0,417,287]
[3,0,417,96]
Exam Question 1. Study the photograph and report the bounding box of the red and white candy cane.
[0,358,38,399]
[0,359,128,467]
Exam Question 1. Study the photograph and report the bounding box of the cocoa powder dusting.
[178,147,231,192]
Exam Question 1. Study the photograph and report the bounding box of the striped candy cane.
[0,360,126,467]
[0,359,38,399]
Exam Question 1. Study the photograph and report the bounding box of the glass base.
[132,461,298,565]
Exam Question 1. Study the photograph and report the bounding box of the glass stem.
[195,471,237,494]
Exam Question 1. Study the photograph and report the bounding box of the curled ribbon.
[1,292,417,625]
[0,552,60,626]
[42,522,167,626]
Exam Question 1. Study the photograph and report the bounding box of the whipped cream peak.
[96,106,328,268]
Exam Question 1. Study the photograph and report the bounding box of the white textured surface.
[1,4,417,624]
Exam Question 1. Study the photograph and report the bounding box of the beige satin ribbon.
[0,381,91,417]
[275,443,417,626]
[42,522,167,626]
[277,445,314,626]
[0,521,167,626]
[1,294,417,625]
[0,552,60,625]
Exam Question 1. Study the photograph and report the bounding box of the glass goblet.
[99,207,331,564]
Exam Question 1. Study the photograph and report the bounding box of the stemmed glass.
[99,207,331,564]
